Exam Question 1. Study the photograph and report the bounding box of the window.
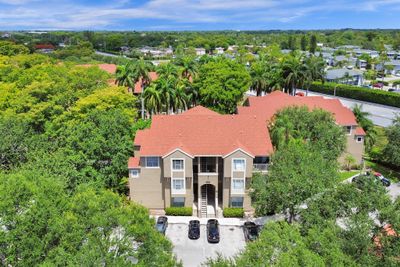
[232,178,245,190]
[129,169,139,178]
[145,157,159,167]
[344,126,352,135]
[172,179,185,190]
[356,136,363,143]
[171,197,185,207]
[172,159,184,170]
[231,197,244,208]
[200,157,217,173]
[233,159,245,171]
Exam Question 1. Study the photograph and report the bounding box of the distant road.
[298,90,400,127]
[95,50,120,58]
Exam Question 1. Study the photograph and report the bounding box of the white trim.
[344,126,352,135]
[162,148,193,159]
[171,158,186,194]
[223,148,254,159]
[231,158,246,194]
[145,156,160,168]
[232,158,246,172]
[356,136,364,143]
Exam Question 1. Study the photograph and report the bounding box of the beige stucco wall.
[223,150,253,178]
[129,158,165,209]
[163,150,194,208]
[339,126,364,166]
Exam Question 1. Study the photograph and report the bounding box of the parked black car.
[207,219,220,243]
[188,220,200,239]
[352,172,391,187]
[243,222,259,242]
[156,216,168,235]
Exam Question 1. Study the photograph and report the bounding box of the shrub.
[370,80,389,86]
[165,207,192,216]
[223,208,244,218]
[310,82,400,108]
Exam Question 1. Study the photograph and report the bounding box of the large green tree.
[382,117,400,168]
[194,57,251,113]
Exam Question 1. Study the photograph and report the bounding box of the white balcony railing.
[253,164,269,172]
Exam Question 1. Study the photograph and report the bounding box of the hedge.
[165,207,193,216]
[309,82,400,108]
[223,208,244,218]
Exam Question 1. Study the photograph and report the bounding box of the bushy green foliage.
[194,57,251,114]
[269,106,346,162]
[165,207,193,216]
[382,117,400,168]
[222,208,244,218]
[0,41,30,56]
[310,81,400,108]
[0,172,178,266]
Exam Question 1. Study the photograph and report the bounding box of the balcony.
[253,164,268,172]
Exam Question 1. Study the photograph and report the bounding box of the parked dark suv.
[243,222,259,242]
[156,216,168,235]
[207,219,220,243]
[188,220,200,239]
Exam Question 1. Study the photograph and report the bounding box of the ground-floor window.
[172,197,185,207]
[230,197,244,208]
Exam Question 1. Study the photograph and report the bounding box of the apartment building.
[128,91,365,217]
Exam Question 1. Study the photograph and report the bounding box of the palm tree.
[250,61,268,96]
[115,58,153,119]
[175,56,198,79]
[352,104,377,152]
[303,56,326,96]
[173,82,189,113]
[143,84,162,117]
[156,63,179,79]
[182,78,199,107]
[281,52,305,95]
[156,76,177,114]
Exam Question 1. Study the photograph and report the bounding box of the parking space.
[166,223,246,267]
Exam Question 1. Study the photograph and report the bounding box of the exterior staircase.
[200,185,208,218]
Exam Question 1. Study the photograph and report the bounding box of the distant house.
[195,48,206,56]
[376,60,400,75]
[139,46,173,58]
[333,56,357,68]
[326,68,364,86]
[356,59,368,70]
[227,45,238,53]
[386,51,398,59]
[336,45,361,50]
[317,42,324,47]
[34,44,55,53]
[1,33,10,38]
[353,49,379,59]
[215,47,224,54]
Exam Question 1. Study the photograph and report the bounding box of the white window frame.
[231,178,245,194]
[171,158,184,171]
[129,169,140,178]
[232,158,246,172]
[145,157,160,168]
[356,136,364,143]
[171,178,186,194]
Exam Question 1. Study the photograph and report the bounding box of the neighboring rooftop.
[326,68,363,80]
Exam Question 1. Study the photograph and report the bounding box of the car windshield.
[156,222,164,230]
[249,227,258,237]
[209,224,218,234]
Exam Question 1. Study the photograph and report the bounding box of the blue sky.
[1,0,400,30]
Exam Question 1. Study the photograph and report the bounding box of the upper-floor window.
[233,159,245,171]
[172,159,184,170]
[145,157,159,168]
[232,178,245,194]
[356,136,363,143]
[200,157,217,173]
[344,126,352,135]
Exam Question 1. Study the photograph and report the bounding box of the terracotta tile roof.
[355,127,366,136]
[134,107,273,157]
[180,106,220,116]
[35,44,55,49]
[239,91,358,126]
[134,72,158,94]
[128,157,140,168]
[78,64,117,74]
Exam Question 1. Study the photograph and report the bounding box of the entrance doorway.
[200,184,216,217]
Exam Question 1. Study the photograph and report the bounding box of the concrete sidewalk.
[152,214,285,226]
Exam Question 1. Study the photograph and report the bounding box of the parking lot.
[166,223,246,267]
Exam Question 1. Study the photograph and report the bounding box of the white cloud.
[0,0,399,29]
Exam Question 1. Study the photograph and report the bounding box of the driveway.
[166,223,246,267]
[387,182,400,201]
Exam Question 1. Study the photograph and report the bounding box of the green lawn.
[338,170,360,182]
